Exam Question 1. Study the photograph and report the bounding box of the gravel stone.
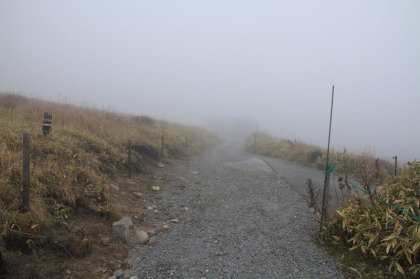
[128,141,347,278]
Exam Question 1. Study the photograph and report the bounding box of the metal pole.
[320,86,335,233]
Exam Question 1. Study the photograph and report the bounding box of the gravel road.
[128,141,347,278]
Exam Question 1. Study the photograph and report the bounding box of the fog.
[1,1,419,163]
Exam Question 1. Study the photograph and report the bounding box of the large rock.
[112,217,149,245]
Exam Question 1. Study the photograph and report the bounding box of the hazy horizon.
[1,1,419,163]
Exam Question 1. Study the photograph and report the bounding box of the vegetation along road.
[127,141,346,278]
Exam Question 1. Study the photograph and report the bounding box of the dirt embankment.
[1,158,184,279]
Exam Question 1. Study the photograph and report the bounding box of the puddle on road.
[224,157,273,173]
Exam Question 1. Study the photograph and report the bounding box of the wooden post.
[128,140,132,179]
[22,132,30,212]
[160,135,164,157]
[254,121,259,152]
[393,156,397,178]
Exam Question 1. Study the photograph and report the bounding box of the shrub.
[308,150,323,163]
[321,161,420,277]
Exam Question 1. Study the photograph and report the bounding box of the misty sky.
[1,0,419,163]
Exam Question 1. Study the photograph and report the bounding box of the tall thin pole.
[320,86,335,233]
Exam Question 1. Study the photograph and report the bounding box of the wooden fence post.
[128,140,132,179]
[22,132,30,212]
[160,135,164,157]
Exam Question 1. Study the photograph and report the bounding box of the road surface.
[128,141,347,278]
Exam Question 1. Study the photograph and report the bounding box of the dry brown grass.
[248,132,397,187]
[0,92,217,247]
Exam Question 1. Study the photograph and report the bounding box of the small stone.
[158,224,170,232]
[113,269,123,277]
[111,184,120,191]
[146,228,155,235]
[170,218,179,223]
[136,230,149,244]
[147,236,156,245]
[151,186,160,191]
[153,209,159,213]
[101,237,111,245]
[147,206,154,211]
[133,192,143,198]
[158,163,165,168]
[130,276,139,279]
[309,207,315,213]
[152,205,158,209]
[65,269,71,275]
[184,207,189,211]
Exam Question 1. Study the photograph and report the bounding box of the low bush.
[321,161,420,277]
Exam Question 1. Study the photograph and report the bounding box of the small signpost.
[42,112,52,135]
[393,156,398,181]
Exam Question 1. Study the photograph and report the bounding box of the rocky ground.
[125,141,347,278]
[1,158,183,279]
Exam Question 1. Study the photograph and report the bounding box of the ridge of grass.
[0,92,218,250]
[248,132,398,187]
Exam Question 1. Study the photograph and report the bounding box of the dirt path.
[127,141,347,278]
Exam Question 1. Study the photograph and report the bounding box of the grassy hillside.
[248,132,397,187]
[0,93,217,247]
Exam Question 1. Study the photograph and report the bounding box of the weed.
[305,178,321,213]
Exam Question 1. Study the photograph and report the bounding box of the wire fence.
[324,164,420,221]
